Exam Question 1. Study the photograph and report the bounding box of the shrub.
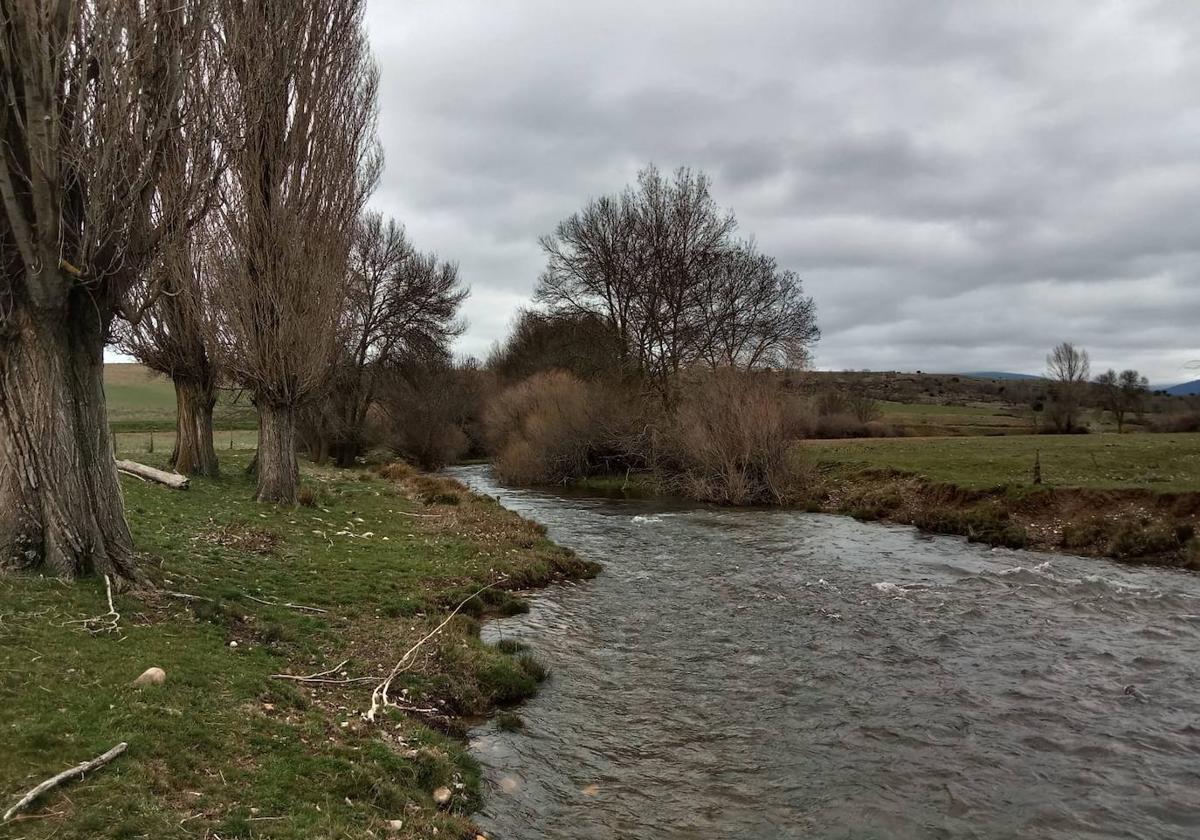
[483,371,646,484]
[495,711,525,732]
[484,371,594,484]
[660,369,808,504]
[1149,412,1200,433]
[1107,519,1183,559]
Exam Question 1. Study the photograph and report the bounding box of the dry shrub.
[376,461,417,481]
[373,362,490,470]
[1150,412,1200,433]
[800,390,897,438]
[483,371,598,484]
[661,369,808,504]
[483,371,648,485]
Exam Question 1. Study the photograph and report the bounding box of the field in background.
[804,433,1200,492]
[877,400,1032,436]
[105,363,257,432]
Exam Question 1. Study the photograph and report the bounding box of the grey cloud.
[364,0,1200,382]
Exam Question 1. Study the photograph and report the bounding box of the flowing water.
[451,466,1200,839]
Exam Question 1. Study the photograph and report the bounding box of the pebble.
[132,667,166,687]
[433,786,452,806]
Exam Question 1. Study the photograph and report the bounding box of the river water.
[451,466,1200,840]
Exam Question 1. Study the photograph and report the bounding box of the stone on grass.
[433,786,452,806]
[132,667,166,687]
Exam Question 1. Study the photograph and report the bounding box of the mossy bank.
[817,465,1200,569]
[0,454,597,839]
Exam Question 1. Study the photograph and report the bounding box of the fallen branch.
[115,459,189,490]
[364,579,503,722]
[68,575,120,635]
[3,742,128,822]
[245,595,328,614]
[270,659,378,685]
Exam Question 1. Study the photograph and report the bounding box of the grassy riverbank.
[0,453,596,839]
[805,434,1200,568]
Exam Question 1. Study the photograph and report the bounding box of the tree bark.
[331,438,360,469]
[255,401,298,504]
[171,375,219,477]
[0,303,136,579]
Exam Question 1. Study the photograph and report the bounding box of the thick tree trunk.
[331,438,360,469]
[255,401,298,504]
[171,376,219,477]
[0,305,136,579]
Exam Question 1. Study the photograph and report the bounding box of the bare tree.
[211,0,381,502]
[1,1,213,578]
[537,165,817,405]
[1045,342,1091,432]
[694,240,819,370]
[117,227,222,476]
[303,213,467,466]
[115,40,229,477]
[1095,368,1148,433]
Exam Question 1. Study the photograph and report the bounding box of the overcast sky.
[364,0,1199,384]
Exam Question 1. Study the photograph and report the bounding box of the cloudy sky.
[364,0,1200,384]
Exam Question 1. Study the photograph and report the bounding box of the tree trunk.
[255,401,298,504]
[0,305,136,579]
[331,438,360,469]
[171,376,219,476]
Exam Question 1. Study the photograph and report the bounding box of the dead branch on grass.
[364,579,503,722]
[244,595,328,614]
[2,743,128,822]
[67,576,121,635]
[269,659,378,685]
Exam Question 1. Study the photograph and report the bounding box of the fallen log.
[3,742,128,822]
[115,459,189,490]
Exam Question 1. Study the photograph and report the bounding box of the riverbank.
[816,466,1200,567]
[566,433,1200,568]
[0,453,597,839]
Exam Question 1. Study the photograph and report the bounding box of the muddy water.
[452,466,1200,840]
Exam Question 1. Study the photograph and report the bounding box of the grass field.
[0,454,595,839]
[877,400,1032,436]
[804,432,1200,492]
[105,363,257,432]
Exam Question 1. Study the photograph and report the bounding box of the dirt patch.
[195,519,282,554]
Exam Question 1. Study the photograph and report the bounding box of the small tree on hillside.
[1045,342,1091,433]
[1095,368,1148,433]
[211,0,381,503]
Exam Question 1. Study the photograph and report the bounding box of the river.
[451,466,1200,840]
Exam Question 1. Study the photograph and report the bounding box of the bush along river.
[450,466,1200,840]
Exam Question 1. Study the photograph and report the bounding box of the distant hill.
[1164,379,1200,396]
[958,371,1042,381]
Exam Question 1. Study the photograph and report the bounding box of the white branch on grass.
[68,575,121,635]
[244,595,328,614]
[363,579,504,722]
[3,743,128,822]
[269,658,378,685]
